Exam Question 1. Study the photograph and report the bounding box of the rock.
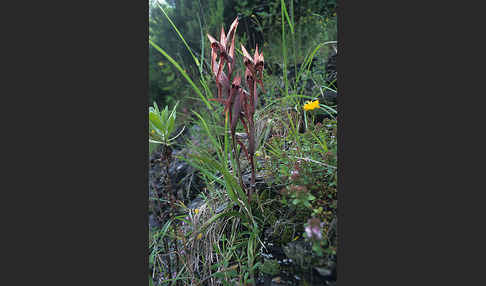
[321,51,338,105]
[323,89,338,104]
[282,241,314,269]
[314,266,332,277]
[168,160,188,183]
[187,197,204,210]
[327,217,338,245]
[324,52,337,87]
[149,146,204,214]
[314,256,337,281]
[215,202,229,214]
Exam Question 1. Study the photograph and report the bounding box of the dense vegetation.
[149,0,338,285]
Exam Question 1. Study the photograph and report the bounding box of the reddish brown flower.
[206,17,265,199]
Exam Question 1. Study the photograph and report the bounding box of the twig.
[164,238,172,281]
[158,251,178,258]
[292,156,337,169]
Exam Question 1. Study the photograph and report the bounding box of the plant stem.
[232,134,245,192]
[164,238,172,281]
[164,145,181,286]
[249,154,256,199]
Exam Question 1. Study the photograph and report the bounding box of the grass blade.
[280,0,294,34]
[158,3,201,68]
[281,0,289,99]
[149,39,212,110]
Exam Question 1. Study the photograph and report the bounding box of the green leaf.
[312,243,324,256]
[167,114,175,136]
[213,271,225,279]
[252,262,262,271]
[255,11,270,17]
[149,276,154,286]
[149,142,158,155]
[149,112,163,131]
[165,73,175,82]
[167,102,179,135]
[280,0,294,34]
[211,263,222,271]
[162,105,169,126]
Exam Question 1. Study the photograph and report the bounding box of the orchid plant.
[206,17,265,199]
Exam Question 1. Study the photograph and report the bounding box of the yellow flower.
[151,130,155,134]
[158,61,164,66]
[303,100,320,111]
[194,208,199,215]
[197,233,203,240]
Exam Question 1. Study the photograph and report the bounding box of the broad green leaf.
[149,112,163,131]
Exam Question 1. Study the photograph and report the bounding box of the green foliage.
[149,40,212,110]
[289,185,316,208]
[261,259,280,275]
[149,101,185,148]
[149,0,338,110]
[149,55,178,107]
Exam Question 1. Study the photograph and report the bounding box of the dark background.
[2,0,484,285]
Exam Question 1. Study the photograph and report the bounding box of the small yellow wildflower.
[151,130,155,134]
[158,61,164,66]
[303,100,320,111]
[197,233,203,240]
[194,208,199,215]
